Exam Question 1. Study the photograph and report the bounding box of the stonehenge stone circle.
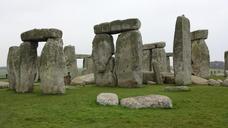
[92,34,116,86]
[21,28,62,42]
[115,30,143,87]
[7,46,20,89]
[225,51,228,77]
[173,15,192,85]
[92,18,143,87]
[191,30,210,79]
[17,42,38,93]
[94,19,141,34]
[40,38,66,94]
[64,45,78,78]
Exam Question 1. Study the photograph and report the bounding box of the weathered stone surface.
[120,95,172,109]
[94,18,141,34]
[192,40,210,79]
[191,75,208,85]
[166,52,173,57]
[222,79,228,87]
[17,42,38,93]
[173,15,192,85]
[142,71,154,84]
[161,72,175,84]
[164,86,191,92]
[151,48,167,72]
[115,30,143,87]
[40,38,66,94]
[142,50,151,71]
[154,42,166,48]
[97,93,119,106]
[191,30,208,41]
[34,57,40,82]
[75,54,91,59]
[152,61,163,84]
[7,46,20,89]
[166,56,171,72]
[92,34,116,86]
[64,45,78,78]
[208,79,220,86]
[82,57,94,75]
[0,82,9,89]
[72,73,94,85]
[224,51,228,77]
[21,28,62,42]
[143,43,156,50]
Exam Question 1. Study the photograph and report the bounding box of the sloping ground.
[0,85,228,128]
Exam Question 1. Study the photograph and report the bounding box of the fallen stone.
[0,82,9,89]
[191,75,208,85]
[120,95,172,109]
[222,79,228,87]
[94,18,141,34]
[40,38,66,94]
[164,86,191,92]
[142,71,154,84]
[147,81,156,85]
[161,72,175,84]
[71,73,94,85]
[115,30,143,87]
[97,93,119,106]
[208,79,221,86]
[21,28,62,42]
[191,30,208,41]
[173,15,192,85]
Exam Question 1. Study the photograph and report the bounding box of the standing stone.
[166,53,173,73]
[64,45,78,78]
[40,38,65,94]
[17,42,38,93]
[191,30,210,79]
[225,51,228,77]
[92,34,116,86]
[34,57,40,82]
[82,57,94,75]
[115,30,143,87]
[7,46,20,89]
[173,15,192,85]
[151,47,167,72]
[142,50,151,71]
[152,61,163,84]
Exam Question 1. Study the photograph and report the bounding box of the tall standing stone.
[225,51,228,77]
[64,45,78,78]
[191,30,210,79]
[142,50,151,71]
[173,15,192,85]
[82,57,94,75]
[40,38,66,94]
[92,34,116,86]
[115,30,143,87]
[17,42,38,93]
[152,61,163,84]
[7,46,20,89]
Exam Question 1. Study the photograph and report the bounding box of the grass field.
[0,85,228,128]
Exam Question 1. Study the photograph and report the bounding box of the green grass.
[0,85,228,128]
[210,75,226,80]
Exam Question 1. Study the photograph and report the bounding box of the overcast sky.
[0,0,228,67]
